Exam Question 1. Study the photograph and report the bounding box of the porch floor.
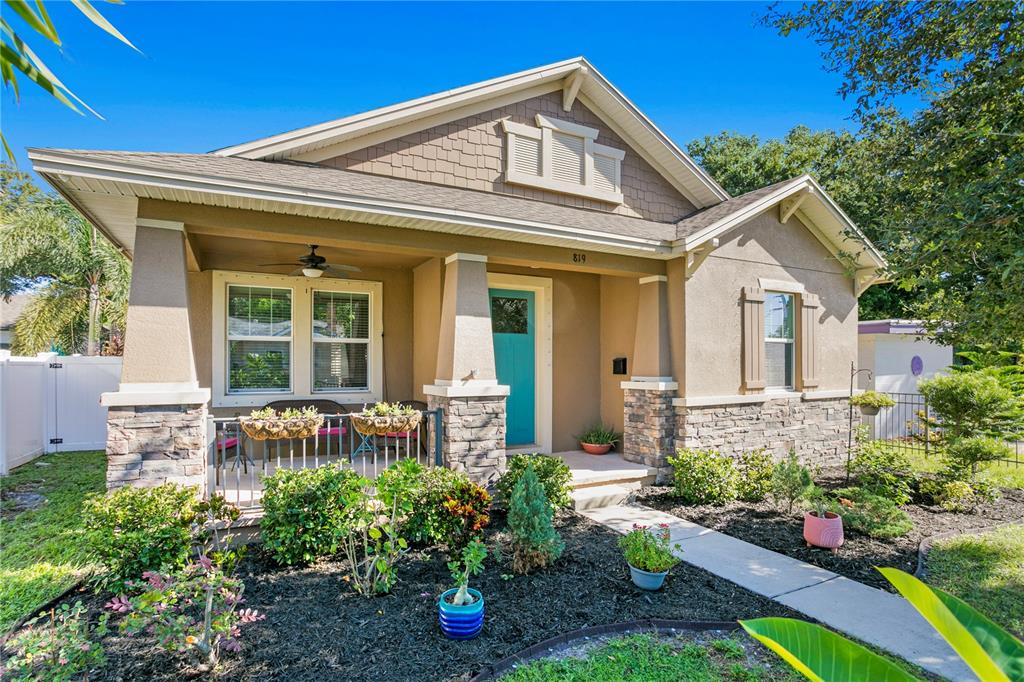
[553,450,657,489]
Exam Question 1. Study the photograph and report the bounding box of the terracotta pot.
[581,442,612,455]
[803,511,844,550]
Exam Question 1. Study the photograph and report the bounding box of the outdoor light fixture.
[302,267,324,278]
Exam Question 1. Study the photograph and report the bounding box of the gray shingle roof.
[675,177,800,240]
[36,149,679,243]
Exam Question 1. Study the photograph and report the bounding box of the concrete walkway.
[580,504,976,681]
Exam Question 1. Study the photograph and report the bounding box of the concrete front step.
[570,482,638,511]
[556,450,657,490]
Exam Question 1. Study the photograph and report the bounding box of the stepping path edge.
[579,504,978,682]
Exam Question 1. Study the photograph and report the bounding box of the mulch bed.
[30,511,797,681]
[637,466,1024,592]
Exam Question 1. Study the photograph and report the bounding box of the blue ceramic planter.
[628,563,668,591]
[438,588,484,640]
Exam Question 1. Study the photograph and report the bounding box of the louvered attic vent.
[502,114,624,203]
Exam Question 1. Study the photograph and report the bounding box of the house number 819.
[572,253,587,264]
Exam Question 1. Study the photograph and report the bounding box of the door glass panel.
[491,296,529,334]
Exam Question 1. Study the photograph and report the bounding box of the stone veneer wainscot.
[105,404,208,493]
[426,395,507,486]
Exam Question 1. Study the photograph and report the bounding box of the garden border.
[914,520,1023,580]
[468,618,740,681]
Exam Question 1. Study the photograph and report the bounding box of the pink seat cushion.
[217,437,239,450]
[318,426,346,437]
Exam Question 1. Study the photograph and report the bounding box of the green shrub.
[260,465,362,566]
[918,372,1023,441]
[667,448,738,505]
[508,463,564,574]
[375,457,425,508]
[770,451,813,513]
[402,467,491,553]
[850,441,914,505]
[83,484,208,591]
[736,449,774,502]
[946,436,1014,480]
[833,487,913,539]
[496,454,572,511]
[934,480,980,512]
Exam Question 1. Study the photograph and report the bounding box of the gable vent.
[512,134,541,176]
[551,132,585,184]
[593,153,618,193]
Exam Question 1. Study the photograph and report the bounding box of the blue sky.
[4,1,863,180]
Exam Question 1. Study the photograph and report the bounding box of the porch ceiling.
[192,234,430,273]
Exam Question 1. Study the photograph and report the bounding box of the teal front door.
[490,288,536,446]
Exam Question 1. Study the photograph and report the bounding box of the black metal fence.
[208,409,443,509]
[867,392,1022,466]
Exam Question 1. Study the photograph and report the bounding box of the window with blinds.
[311,291,370,391]
[226,285,292,393]
[502,115,624,203]
[764,292,795,389]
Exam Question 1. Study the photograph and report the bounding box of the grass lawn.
[926,524,1024,636]
[0,450,105,633]
[499,633,801,682]
[904,449,1024,489]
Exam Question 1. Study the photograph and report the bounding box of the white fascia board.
[214,58,586,160]
[29,150,671,256]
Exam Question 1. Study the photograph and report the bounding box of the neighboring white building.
[858,320,953,440]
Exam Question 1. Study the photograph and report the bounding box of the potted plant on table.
[239,406,323,440]
[618,523,681,591]
[802,486,844,552]
[576,423,621,455]
[849,390,895,416]
[351,401,423,436]
[438,539,487,640]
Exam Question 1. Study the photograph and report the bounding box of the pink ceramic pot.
[803,511,844,551]
[581,442,612,455]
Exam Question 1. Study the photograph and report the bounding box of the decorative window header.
[502,115,624,204]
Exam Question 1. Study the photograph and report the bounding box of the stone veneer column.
[101,220,210,493]
[424,253,509,486]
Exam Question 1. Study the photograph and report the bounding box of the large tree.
[764,1,1024,347]
[687,124,912,321]
[0,191,130,356]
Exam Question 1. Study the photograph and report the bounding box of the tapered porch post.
[101,220,209,493]
[424,253,509,485]
[621,274,677,481]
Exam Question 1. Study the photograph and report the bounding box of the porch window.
[226,285,292,393]
[312,291,370,391]
[764,292,794,389]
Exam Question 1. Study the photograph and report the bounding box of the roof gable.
[213,57,729,208]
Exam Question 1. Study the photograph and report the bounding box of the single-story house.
[29,57,886,492]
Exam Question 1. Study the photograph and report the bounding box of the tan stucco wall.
[683,211,857,396]
[412,258,442,402]
[599,275,638,434]
[188,270,212,391]
[323,91,696,223]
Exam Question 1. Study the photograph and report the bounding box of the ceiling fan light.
[302,267,324,278]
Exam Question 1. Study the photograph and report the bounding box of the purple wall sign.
[911,355,924,376]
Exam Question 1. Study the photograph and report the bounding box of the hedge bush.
[736,449,774,502]
[667,448,738,505]
[496,454,572,511]
[851,441,914,505]
[402,467,491,553]
[260,465,362,566]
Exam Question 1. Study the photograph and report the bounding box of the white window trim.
[765,291,796,391]
[212,270,383,408]
[501,116,625,204]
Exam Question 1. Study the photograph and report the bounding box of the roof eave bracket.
[562,66,588,112]
[779,190,809,224]
[855,268,881,298]
[684,237,719,280]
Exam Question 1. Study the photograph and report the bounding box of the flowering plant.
[618,523,682,573]
[1,601,108,682]
[107,557,264,667]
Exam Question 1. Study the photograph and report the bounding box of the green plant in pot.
[576,423,621,455]
[618,523,681,590]
[849,390,896,416]
[438,539,487,640]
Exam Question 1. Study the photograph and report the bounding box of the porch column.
[101,220,209,493]
[621,275,677,482]
[424,253,509,485]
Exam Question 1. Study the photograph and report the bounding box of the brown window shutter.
[742,287,765,391]
[798,293,820,389]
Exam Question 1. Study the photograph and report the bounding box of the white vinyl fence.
[0,352,121,475]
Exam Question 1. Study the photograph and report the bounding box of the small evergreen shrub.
[667,448,738,505]
[507,463,564,574]
[833,487,914,539]
[496,454,572,511]
[770,451,813,513]
[260,465,362,566]
[403,467,491,553]
[918,372,1022,441]
[83,484,212,591]
[945,436,1014,480]
[850,441,914,505]
[736,449,774,502]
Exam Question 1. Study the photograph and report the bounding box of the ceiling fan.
[259,245,361,278]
